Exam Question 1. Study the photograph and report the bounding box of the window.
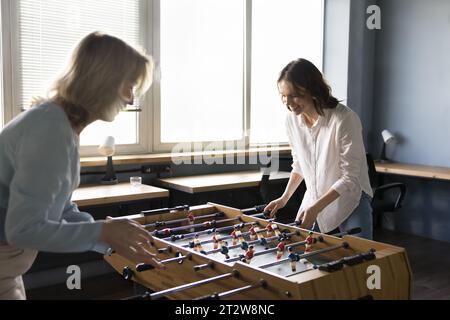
[2,0,325,154]
[250,0,324,144]
[155,0,323,150]
[158,0,245,145]
[12,0,147,154]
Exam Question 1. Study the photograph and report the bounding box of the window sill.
[80,146,292,168]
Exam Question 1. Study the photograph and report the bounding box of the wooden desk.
[154,171,291,194]
[375,162,450,181]
[72,183,169,207]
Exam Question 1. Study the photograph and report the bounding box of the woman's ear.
[119,81,134,105]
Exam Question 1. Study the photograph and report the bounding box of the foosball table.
[105,203,412,300]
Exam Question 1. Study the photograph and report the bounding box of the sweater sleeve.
[5,120,104,253]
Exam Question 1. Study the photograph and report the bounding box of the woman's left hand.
[297,205,321,230]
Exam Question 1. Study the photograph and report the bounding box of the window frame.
[1,0,325,154]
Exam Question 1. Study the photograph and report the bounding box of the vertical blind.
[17,0,143,145]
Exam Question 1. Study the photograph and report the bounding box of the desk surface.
[375,162,450,181]
[154,170,291,194]
[72,183,169,207]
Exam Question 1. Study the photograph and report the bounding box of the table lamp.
[98,136,118,185]
[379,129,396,163]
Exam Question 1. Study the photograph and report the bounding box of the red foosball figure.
[266,223,275,238]
[305,231,314,253]
[248,223,257,241]
[230,227,239,246]
[272,223,281,237]
[276,240,286,260]
[243,246,255,264]
[212,231,220,250]
[187,212,195,232]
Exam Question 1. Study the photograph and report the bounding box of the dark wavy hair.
[278,58,339,115]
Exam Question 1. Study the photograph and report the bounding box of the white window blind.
[250,0,324,144]
[16,0,143,146]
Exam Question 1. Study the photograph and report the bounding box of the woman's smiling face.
[278,80,316,116]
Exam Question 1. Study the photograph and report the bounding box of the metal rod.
[241,204,267,215]
[193,261,215,271]
[194,280,267,300]
[148,271,238,300]
[136,253,191,272]
[153,217,240,237]
[258,243,348,269]
[205,231,296,255]
[141,205,190,216]
[162,222,254,242]
[224,239,307,263]
[197,228,268,250]
[143,212,224,229]
[216,280,267,299]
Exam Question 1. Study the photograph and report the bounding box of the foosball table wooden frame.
[105,203,412,300]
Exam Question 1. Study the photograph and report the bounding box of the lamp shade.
[382,130,396,144]
[98,136,115,157]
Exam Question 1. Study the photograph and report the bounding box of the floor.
[374,229,450,300]
[26,229,450,300]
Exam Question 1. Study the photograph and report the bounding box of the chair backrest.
[366,153,378,188]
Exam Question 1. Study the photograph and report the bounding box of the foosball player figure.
[161,228,171,236]
[230,226,239,246]
[276,239,287,260]
[187,211,195,232]
[288,247,299,272]
[305,231,314,253]
[272,223,281,237]
[241,241,249,251]
[212,230,220,250]
[249,222,259,241]
[193,234,203,252]
[265,223,275,238]
[236,229,245,244]
[243,246,255,264]
[220,241,230,259]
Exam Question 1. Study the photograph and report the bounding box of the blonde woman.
[0,32,163,300]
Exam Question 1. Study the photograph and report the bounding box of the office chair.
[366,153,407,228]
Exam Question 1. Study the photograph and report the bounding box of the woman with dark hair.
[265,59,373,239]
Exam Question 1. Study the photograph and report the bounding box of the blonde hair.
[36,32,153,128]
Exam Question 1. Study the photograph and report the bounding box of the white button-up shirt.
[286,103,373,233]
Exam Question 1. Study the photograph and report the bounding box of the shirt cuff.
[331,179,348,196]
[92,242,113,255]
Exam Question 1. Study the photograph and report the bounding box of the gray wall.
[371,0,450,242]
[323,0,351,104]
[347,0,377,147]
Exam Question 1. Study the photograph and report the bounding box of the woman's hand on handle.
[100,219,165,269]
[297,206,321,230]
[264,197,288,218]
